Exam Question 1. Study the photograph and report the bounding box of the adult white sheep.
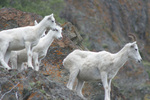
[63,37,142,100]
[0,14,56,70]
[10,25,63,71]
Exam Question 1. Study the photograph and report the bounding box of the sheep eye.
[52,29,56,31]
[52,29,58,31]
[56,29,58,31]
[51,20,54,23]
[135,49,137,51]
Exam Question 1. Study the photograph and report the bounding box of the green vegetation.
[0,0,66,23]
[143,61,150,67]
[143,61,150,79]
[102,43,108,49]
[40,89,46,94]
[29,82,35,87]
[82,35,92,50]
[147,70,150,79]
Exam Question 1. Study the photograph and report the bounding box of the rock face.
[0,8,125,100]
[62,0,148,53]
[60,0,150,100]
[0,7,149,100]
[0,68,83,100]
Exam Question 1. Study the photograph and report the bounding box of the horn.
[128,33,136,42]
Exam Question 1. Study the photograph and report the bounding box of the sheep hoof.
[27,67,33,70]
[35,69,39,72]
[8,69,13,72]
[6,67,11,71]
[78,94,87,100]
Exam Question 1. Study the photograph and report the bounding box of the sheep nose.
[58,37,63,40]
[138,59,142,63]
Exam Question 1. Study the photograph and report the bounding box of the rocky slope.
[0,8,127,100]
[0,68,83,100]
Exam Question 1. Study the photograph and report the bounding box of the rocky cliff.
[0,8,127,100]
[0,0,150,98]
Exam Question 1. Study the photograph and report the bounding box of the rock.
[144,94,150,100]
[0,67,83,100]
[0,7,42,30]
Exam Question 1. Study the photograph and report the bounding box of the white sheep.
[0,14,56,70]
[63,41,142,100]
[10,25,63,71]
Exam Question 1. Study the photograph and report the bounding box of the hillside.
[0,0,150,99]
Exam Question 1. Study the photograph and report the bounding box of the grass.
[102,43,108,49]
[29,82,35,88]
[143,61,150,67]
[82,35,92,50]
[40,89,46,94]
[143,61,150,79]
[0,0,66,24]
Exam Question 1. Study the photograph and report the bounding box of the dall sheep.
[0,14,56,70]
[63,39,142,100]
[10,25,63,71]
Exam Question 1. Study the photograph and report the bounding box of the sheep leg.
[67,68,79,90]
[33,53,39,71]
[21,62,28,71]
[39,59,42,67]
[18,62,23,71]
[25,42,34,69]
[75,79,86,99]
[4,51,10,64]
[10,52,18,69]
[108,74,116,99]
[101,72,110,100]
[108,79,112,99]
[0,57,11,70]
[0,43,11,70]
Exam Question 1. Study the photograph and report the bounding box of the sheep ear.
[132,41,137,45]
[133,41,137,44]
[48,14,53,20]
[130,45,134,48]
[34,20,38,25]
[48,16,52,20]
[130,41,136,48]
[48,13,53,18]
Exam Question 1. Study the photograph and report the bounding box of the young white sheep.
[10,25,63,71]
[63,41,142,100]
[0,14,56,70]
